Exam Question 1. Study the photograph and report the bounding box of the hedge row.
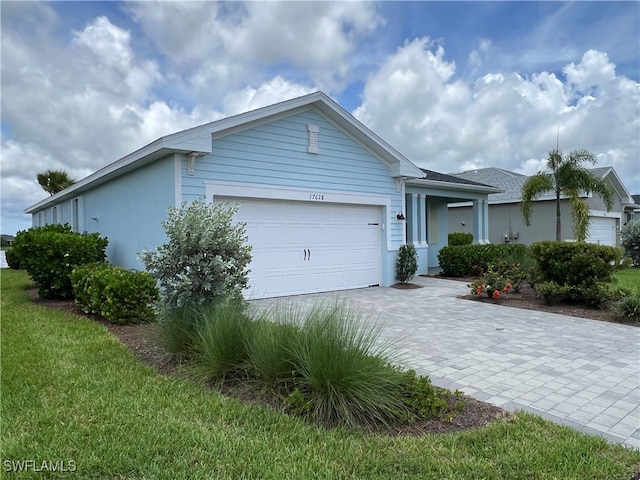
[71,263,158,324]
[11,224,158,324]
[437,243,529,277]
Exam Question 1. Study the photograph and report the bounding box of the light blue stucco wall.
[84,155,176,269]
[181,109,404,286]
[35,156,177,270]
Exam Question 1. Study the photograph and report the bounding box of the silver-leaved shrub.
[140,199,252,310]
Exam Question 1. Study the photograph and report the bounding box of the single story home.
[25,92,499,299]
[0,234,15,248]
[447,167,637,246]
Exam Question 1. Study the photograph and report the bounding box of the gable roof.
[26,92,426,214]
[450,166,634,205]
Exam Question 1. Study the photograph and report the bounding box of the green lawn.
[1,269,639,479]
[615,267,640,293]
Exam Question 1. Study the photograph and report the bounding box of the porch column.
[410,193,419,244]
[417,194,427,245]
[472,199,490,244]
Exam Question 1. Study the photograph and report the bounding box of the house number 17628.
[309,194,325,200]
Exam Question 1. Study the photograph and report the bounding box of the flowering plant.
[469,271,512,298]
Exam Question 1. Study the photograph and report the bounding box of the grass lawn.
[2,269,639,479]
[615,267,640,293]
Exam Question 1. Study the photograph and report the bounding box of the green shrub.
[290,303,405,429]
[616,293,640,322]
[397,369,448,421]
[448,232,473,246]
[12,225,108,299]
[469,270,513,299]
[191,300,254,382]
[140,199,252,311]
[437,243,529,277]
[4,248,22,270]
[530,241,621,286]
[620,220,640,265]
[530,241,621,305]
[395,244,418,283]
[570,282,616,308]
[71,263,158,324]
[536,281,571,306]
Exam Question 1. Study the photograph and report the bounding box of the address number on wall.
[308,194,325,201]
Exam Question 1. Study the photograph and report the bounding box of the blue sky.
[1,1,639,235]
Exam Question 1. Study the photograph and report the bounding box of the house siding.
[179,110,403,286]
[449,200,585,244]
[78,155,176,269]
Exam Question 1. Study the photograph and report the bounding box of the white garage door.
[223,198,381,299]
[587,216,617,246]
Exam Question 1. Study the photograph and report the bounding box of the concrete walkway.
[253,276,640,449]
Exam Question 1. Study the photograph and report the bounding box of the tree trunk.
[555,190,561,241]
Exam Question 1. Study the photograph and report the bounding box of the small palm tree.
[37,170,76,195]
[521,149,614,242]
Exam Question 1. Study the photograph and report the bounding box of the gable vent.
[308,124,319,154]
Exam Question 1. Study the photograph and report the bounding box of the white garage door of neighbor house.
[587,217,617,246]
[222,198,382,299]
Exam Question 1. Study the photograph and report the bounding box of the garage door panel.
[587,217,616,246]
[221,198,381,298]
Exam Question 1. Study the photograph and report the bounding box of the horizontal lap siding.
[182,110,404,247]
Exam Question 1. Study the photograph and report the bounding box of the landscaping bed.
[427,275,638,326]
[27,286,510,436]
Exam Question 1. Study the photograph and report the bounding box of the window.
[52,206,58,224]
[70,196,85,233]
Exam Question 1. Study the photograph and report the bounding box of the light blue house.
[25,92,499,299]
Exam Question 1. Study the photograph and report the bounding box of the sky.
[1,1,639,235]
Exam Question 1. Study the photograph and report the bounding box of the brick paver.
[253,276,640,448]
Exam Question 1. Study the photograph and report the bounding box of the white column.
[410,193,419,244]
[418,194,427,245]
[482,199,490,243]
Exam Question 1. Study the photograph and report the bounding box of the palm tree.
[520,149,614,242]
[37,169,76,196]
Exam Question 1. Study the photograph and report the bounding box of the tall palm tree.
[520,149,614,242]
[37,169,76,196]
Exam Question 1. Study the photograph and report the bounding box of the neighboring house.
[0,234,15,247]
[25,92,499,299]
[447,167,636,246]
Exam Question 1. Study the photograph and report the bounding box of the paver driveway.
[253,275,640,449]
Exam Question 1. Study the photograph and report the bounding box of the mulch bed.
[424,275,638,326]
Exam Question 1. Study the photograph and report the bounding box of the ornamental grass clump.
[289,303,407,429]
[190,300,254,382]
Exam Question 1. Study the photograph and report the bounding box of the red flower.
[492,290,500,299]
[476,285,484,295]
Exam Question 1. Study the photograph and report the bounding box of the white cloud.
[126,1,383,97]
[355,41,639,192]
[222,77,315,115]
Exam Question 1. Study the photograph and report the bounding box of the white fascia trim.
[204,180,393,251]
[407,178,503,194]
[589,210,621,219]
